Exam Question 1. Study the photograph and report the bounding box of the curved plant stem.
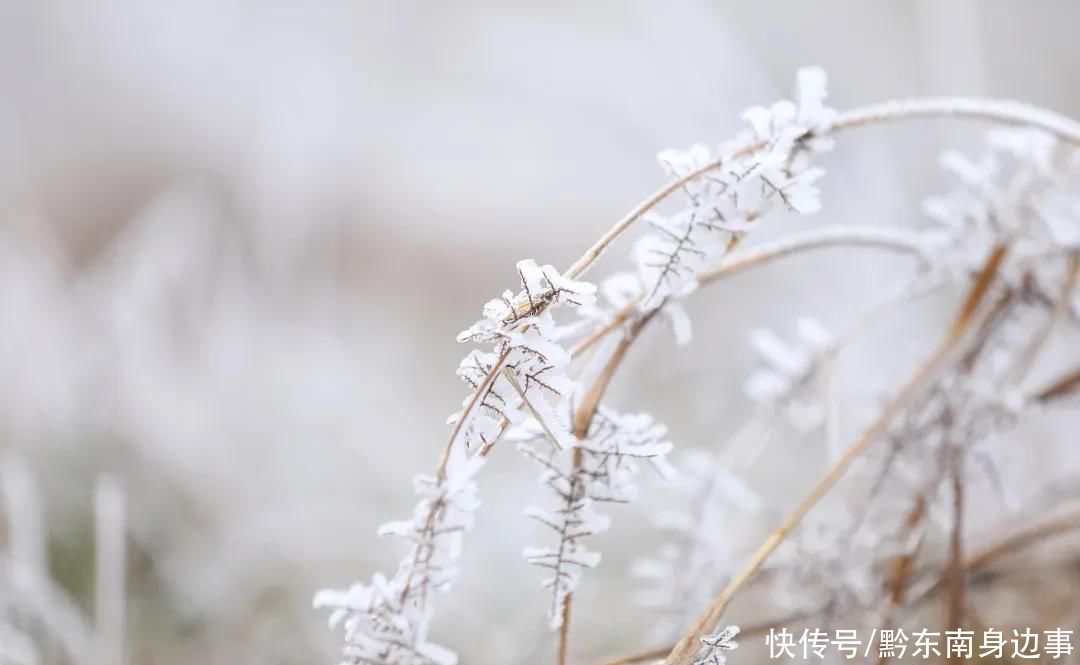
[571,224,924,367]
[965,512,1080,571]
[1032,366,1080,403]
[662,245,1008,665]
[564,158,754,280]
[570,309,636,362]
[834,98,1080,142]
[697,226,926,286]
[564,97,1080,284]
[913,510,1080,604]
[572,312,658,437]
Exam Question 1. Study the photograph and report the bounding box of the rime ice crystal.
[636,67,836,310]
[314,454,483,665]
[451,260,596,451]
[520,406,674,629]
[693,625,740,665]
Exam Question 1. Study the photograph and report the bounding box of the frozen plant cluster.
[312,452,483,665]
[315,260,597,664]
[453,259,597,451]
[318,66,1080,665]
[922,128,1080,292]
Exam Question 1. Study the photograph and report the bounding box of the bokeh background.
[2,2,1080,663]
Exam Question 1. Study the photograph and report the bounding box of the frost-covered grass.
[313,68,1080,665]
[3,63,1080,665]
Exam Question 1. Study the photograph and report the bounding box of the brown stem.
[573,312,657,437]
[1010,253,1080,384]
[963,512,1080,572]
[696,226,925,286]
[662,245,1008,665]
[912,510,1080,605]
[888,494,929,606]
[875,490,929,665]
[557,312,658,664]
[570,308,635,359]
[557,450,583,665]
[946,451,965,647]
[565,157,755,280]
[1033,366,1080,403]
[572,225,924,374]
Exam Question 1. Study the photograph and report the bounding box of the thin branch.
[913,510,1080,604]
[573,312,658,438]
[662,245,1008,665]
[696,225,926,286]
[570,308,635,360]
[887,492,930,606]
[963,511,1080,572]
[1010,253,1080,385]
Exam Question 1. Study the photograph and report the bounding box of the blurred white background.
[2,2,1080,663]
